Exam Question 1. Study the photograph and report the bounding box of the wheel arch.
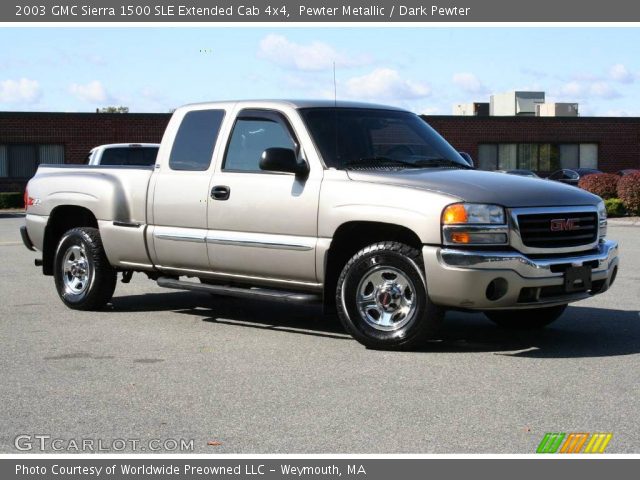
[42,205,99,275]
[322,221,423,311]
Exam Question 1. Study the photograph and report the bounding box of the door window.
[223,114,296,172]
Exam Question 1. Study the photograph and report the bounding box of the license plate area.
[564,265,592,293]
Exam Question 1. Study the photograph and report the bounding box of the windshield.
[299,108,469,170]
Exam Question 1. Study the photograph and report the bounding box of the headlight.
[441,203,508,246]
[442,203,505,225]
[597,200,607,238]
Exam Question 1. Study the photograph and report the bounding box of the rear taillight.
[24,188,34,209]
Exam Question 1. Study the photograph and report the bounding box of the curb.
[607,217,640,227]
[0,210,25,218]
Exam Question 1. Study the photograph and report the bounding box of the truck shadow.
[432,306,640,358]
[110,292,640,358]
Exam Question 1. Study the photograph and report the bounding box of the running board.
[157,276,321,305]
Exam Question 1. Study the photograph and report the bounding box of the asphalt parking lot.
[1,215,638,453]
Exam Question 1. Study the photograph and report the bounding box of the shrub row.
[617,172,640,215]
[578,173,619,199]
[579,172,640,215]
[0,192,24,209]
[604,198,626,217]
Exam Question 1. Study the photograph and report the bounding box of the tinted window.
[100,147,159,166]
[224,117,295,172]
[300,108,466,169]
[169,109,225,171]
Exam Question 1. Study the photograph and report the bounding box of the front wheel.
[336,242,443,350]
[484,305,567,330]
[54,227,117,310]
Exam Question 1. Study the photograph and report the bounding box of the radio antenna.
[333,61,337,107]
[333,61,338,167]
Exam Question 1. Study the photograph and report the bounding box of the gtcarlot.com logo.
[536,432,613,454]
[14,435,194,452]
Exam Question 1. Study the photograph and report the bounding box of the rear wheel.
[484,305,567,330]
[336,242,443,350]
[54,227,117,310]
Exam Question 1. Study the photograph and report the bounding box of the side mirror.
[260,148,309,177]
[459,151,474,168]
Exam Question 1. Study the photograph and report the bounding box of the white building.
[536,103,579,117]
[490,91,545,116]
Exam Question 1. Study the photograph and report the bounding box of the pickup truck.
[21,100,619,350]
[85,143,160,166]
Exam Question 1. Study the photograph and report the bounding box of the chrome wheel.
[62,244,91,295]
[356,266,417,331]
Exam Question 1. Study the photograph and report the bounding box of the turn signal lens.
[442,204,468,224]
[450,232,471,244]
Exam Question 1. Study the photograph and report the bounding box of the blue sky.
[0,27,639,116]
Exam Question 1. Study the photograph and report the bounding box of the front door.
[206,109,321,286]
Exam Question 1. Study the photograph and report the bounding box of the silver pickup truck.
[21,100,619,350]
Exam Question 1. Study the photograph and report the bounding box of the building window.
[0,144,64,178]
[477,143,598,172]
[477,144,497,170]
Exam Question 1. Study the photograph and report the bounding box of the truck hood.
[346,169,601,208]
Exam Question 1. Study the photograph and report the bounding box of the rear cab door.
[147,105,228,272]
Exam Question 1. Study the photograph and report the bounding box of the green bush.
[617,172,640,215]
[0,192,24,209]
[604,198,626,217]
[578,173,619,199]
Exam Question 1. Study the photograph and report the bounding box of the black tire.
[484,305,567,330]
[54,227,117,310]
[336,241,443,350]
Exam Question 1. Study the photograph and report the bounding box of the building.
[0,112,170,193]
[0,111,638,193]
[490,91,546,116]
[423,115,639,174]
[452,102,489,116]
[457,90,579,118]
[536,102,579,117]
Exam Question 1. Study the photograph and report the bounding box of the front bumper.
[422,239,619,310]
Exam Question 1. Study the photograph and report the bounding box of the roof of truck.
[180,99,407,111]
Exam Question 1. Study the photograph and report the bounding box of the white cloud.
[559,81,583,96]
[609,63,634,83]
[345,68,430,100]
[69,80,110,103]
[589,81,620,99]
[419,106,440,115]
[602,109,630,117]
[0,78,41,104]
[258,34,368,71]
[452,72,487,93]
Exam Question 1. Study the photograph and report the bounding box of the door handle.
[211,185,230,200]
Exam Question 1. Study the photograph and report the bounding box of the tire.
[336,241,443,350]
[54,227,117,310]
[484,305,567,330]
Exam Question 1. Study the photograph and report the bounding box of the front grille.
[516,211,598,248]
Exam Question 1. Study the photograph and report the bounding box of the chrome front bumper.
[422,239,619,310]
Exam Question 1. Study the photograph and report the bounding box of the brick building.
[0,111,638,193]
[0,112,170,192]
[423,115,640,174]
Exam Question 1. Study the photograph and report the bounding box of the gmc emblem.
[550,218,579,231]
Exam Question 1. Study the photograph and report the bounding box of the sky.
[0,27,639,116]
